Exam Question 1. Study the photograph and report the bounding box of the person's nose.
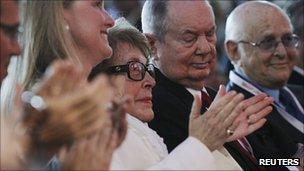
[195,35,212,56]
[273,41,287,59]
[9,38,21,57]
[104,10,115,28]
[142,72,156,89]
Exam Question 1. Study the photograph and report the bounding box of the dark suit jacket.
[226,73,303,167]
[288,67,304,86]
[150,69,269,170]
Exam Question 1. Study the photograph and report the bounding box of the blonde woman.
[20,0,113,89]
[1,0,127,170]
[1,0,114,114]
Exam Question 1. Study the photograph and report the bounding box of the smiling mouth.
[270,63,289,69]
[136,98,152,105]
[191,61,211,69]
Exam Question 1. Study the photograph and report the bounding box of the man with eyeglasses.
[0,0,21,81]
[225,1,303,169]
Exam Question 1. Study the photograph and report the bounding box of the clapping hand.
[189,85,273,151]
[22,60,128,158]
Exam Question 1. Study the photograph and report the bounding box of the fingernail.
[228,91,237,95]
[237,93,244,99]
[247,119,251,124]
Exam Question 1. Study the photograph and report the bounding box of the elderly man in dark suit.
[141,0,284,170]
[225,1,303,170]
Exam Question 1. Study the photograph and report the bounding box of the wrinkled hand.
[33,60,87,98]
[22,60,119,153]
[38,75,114,144]
[189,85,244,151]
[1,84,28,170]
[59,115,120,171]
[226,93,273,141]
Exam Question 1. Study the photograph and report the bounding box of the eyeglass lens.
[259,34,299,51]
[129,62,145,81]
[128,62,155,81]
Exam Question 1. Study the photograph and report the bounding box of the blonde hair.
[1,1,80,115]
[21,0,80,90]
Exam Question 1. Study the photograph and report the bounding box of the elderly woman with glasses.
[89,18,275,170]
[89,18,213,170]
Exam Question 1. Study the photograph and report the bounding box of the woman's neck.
[74,49,93,78]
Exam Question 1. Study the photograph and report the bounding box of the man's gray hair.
[141,0,168,40]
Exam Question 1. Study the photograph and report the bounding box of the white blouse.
[110,114,241,170]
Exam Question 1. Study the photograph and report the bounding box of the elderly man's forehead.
[166,1,215,30]
[235,2,292,38]
[166,0,212,16]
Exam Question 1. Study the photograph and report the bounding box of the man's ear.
[144,33,159,61]
[225,40,241,66]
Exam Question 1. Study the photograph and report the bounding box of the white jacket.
[110,114,241,170]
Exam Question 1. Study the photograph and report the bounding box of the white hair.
[225,1,292,43]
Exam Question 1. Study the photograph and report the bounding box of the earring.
[65,25,70,31]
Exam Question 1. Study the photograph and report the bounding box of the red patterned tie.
[201,91,212,108]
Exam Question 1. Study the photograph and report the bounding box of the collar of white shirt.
[186,87,209,99]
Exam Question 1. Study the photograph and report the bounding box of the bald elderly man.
[225,1,303,170]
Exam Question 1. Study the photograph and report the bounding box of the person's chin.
[100,46,113,60]
[190,70,210,80]
[145,110,154,122]
[274,75,290,85]
[138,109,154,122]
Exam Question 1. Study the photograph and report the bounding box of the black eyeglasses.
[238,34,300,53]
[106,61,155,81]
[0,22,22,41]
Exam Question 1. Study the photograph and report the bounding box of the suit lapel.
[155,68,194,111]
[155,68,218,115]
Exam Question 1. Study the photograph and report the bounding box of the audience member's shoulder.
[287,84,303,93]
[287,84,303,105]
[288,69,304,85]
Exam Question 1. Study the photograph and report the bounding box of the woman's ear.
[62,6,73,29]
[225,40,241,67]
[144,33,159,61]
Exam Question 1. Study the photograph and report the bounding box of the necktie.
[231,140,265,171]
[238,138,254,157]
[201,91,212,109]
[279,88,304,123]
